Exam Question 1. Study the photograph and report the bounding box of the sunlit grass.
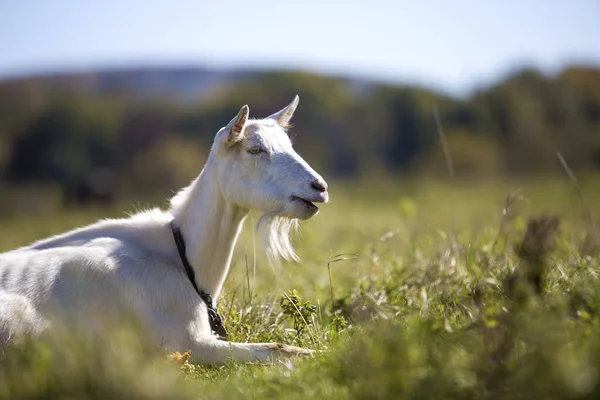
[1,175,600,399]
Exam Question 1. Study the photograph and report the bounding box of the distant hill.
[1,63,598,209]
[0,65,384,103]
[0,67,260,101]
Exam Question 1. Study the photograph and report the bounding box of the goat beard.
[257,212,299,263]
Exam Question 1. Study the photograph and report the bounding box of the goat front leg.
[187,337,314,365]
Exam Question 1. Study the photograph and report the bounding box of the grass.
[1,174,600,399]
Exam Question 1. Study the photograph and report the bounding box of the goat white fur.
[0,96,329,364]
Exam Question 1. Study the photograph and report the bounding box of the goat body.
[0,97,328,364]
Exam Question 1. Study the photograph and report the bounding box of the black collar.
[170,221,228,339]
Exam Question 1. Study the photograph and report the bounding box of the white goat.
[0,96,329,364]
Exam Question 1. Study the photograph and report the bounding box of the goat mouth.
[290,195,319,211]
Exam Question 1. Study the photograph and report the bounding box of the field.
[2,175,600,399]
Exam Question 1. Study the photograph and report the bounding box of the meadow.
[1,174,600,399]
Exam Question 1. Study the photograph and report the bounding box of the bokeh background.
[1,0,599,215]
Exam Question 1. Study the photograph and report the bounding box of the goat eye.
[247,147,264,155]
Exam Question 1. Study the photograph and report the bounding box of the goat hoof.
[265,343,314,358]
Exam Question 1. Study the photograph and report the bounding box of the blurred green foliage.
[0,66,599,211]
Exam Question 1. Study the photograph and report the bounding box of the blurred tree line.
[0,65,598,212]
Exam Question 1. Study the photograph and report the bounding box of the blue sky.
[0,0,598,94]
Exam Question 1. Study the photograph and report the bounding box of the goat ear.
[225,105,249,145]
[268,95,299,129]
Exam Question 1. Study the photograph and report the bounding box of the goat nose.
[311,180,328,193]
